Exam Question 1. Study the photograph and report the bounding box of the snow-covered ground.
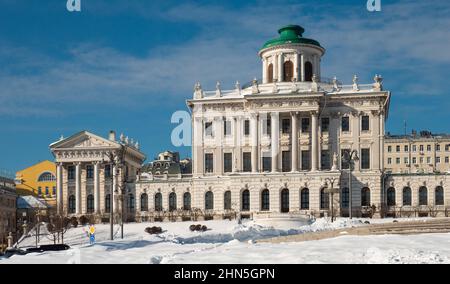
[1,218,449,264]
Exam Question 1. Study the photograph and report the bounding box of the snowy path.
[2,218,450,264]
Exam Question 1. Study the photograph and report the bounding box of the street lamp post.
[342,150,359,219]
[324,177,339,223]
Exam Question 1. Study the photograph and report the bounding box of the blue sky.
[0,0,449,172]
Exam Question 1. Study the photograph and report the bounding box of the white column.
[271,112,280,172]
[56,163,63,214]
[94,162,100,214]
[311,111,319,171]
[251,113,259,173]
[380,111,385,170]
[291,112,299,172]
[274,54,279,81]
[215,116,223,175]
[313,55,318,78]
[234,116,242,172]
[278,53,284,82]
[262,58,268,84]
[75,163,81,214]
[294,53,300,81]
[193,117,203,176]
[300,54,305,82]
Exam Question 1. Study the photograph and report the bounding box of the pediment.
[51,131,118,150]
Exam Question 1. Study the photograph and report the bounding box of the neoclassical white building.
[136,25,395,221]
[52,25,450,222]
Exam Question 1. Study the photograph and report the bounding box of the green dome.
[261,25,322,50]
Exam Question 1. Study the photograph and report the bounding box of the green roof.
[262,25,322,50]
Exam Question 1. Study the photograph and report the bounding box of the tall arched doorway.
[305,61,313,82]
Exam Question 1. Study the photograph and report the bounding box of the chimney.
[109,130,116,142]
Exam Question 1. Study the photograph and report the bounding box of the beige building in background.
[385,131,450,174]
[0,176,17,247]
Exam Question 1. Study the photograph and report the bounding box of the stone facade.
[0,176,17,245]
[50,131,146,222]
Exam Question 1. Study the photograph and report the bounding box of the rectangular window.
[436,157,441,164]
[388,146,392,153]
[436,144,441,152]
[361,148,371,170]
[361,115,370,131]
[282,119,291,134]
[420,157,424,164]
[404,157,409,164]
[387,158,392,165]
[86,165,94,179]
[68,166,75,180]
[262,153,272,172]
[264,118,271,136]
[412,145,417,152]
[321,150,331,170]
[205,153,214,173]
[420,145,424,152]
[341,117,350,132]
[445,157,449,164]
[396,158,401,164]
[52,186,56,196]
[282,151,291,172]
[224,121,231,137]
[341,149,350,169]
[427,157,431,164]
[205,122,213,137]
[45,187,49,196]
[223,153,232,173]
[244,120,250,136]
[404,145,409,152]
[321,117,330,133]
[396,145,401,152]
[412,157,417,164]
[104,165,111,178]
[301,118,310,133]
[38,187,42,196]
[446,145,450,152]
[243,152,252,172]
[301,150,311,171]
[427,145,432,152]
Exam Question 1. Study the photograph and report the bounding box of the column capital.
[310,110,319,117]
[290,111,299,117]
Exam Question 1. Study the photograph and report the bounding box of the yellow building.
[15,160,56,207]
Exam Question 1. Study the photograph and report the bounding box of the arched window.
[403,187,412,206]
[281,188,289,213]
[183,192,191,210]
[38,172,56,182]
[435,186,444,206]
[361,188,371,207]
[419,186,428,206]
[305,61,313,82]
[387,187,396,206]
[261,189,270,211]
[68,195,76,214]
[205,191,214,210]
[87,194,94,214]
[128,194,135,212]
[242,190,250,211]
[301,188,309,210]
[267,63,274,83]
[224,191,232,210]
[105,194,111,213]
[169,192,177,212]
[140,193,148,212]
[341,187,349,208]
[320,188,329,209]
[283,61,294,82]
[155,193,163,212]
